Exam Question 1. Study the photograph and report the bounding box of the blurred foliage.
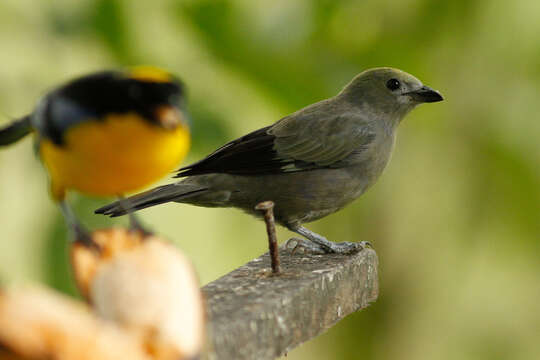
[0,0,539,359]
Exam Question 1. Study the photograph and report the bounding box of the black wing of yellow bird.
[0,67,191,243]
[97,68,443,254]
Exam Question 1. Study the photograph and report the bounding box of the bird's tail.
[0,116,32,146]
[95,183,208,217]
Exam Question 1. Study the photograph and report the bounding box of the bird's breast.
[39,113,190,199]
[356,131,396,186]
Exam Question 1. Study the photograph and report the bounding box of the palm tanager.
[96,68,443,254]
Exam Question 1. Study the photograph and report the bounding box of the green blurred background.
[0,0,539,359]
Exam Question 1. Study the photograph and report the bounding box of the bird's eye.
[386,78,401,91]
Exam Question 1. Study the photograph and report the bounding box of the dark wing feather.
[176,126,294,177]
[176,114,375,178]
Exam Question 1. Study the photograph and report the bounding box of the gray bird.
[96,68,443,254]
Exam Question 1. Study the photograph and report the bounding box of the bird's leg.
[117,195,153,237]
[59,201,96,249]
[287,226,369,255]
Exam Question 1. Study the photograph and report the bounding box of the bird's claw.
[72,225,101,252]
[326,241,367,254]
[359,240,373,249]
[128,213,153,238]
[286,238,371,255]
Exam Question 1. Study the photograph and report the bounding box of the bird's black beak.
[407,86,444,103]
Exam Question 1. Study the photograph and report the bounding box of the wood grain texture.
[202,246,379,360]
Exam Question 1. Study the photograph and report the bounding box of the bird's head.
[340,67,443,121]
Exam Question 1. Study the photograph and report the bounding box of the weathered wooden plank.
[202,246,379,360]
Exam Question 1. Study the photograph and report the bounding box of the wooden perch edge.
[202,245,379,360]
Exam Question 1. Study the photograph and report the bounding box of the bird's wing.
[176,113,375,178]
[0,116,32,146]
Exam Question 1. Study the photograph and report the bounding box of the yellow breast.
[40,113,190,201]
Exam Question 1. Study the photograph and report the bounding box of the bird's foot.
[286,238,327,255]
[328,240,371,254]
[71,223,101,252]
[60,200,100,251]
[115,195,153,238]
[128,213,153,238]
[286,238,371,255]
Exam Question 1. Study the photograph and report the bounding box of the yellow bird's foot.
[72,224,100,251]
[116,196,153,238]
[128,212,153,238]
[59,201,99,251]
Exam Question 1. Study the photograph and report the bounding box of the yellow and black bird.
[0,67,190,242]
